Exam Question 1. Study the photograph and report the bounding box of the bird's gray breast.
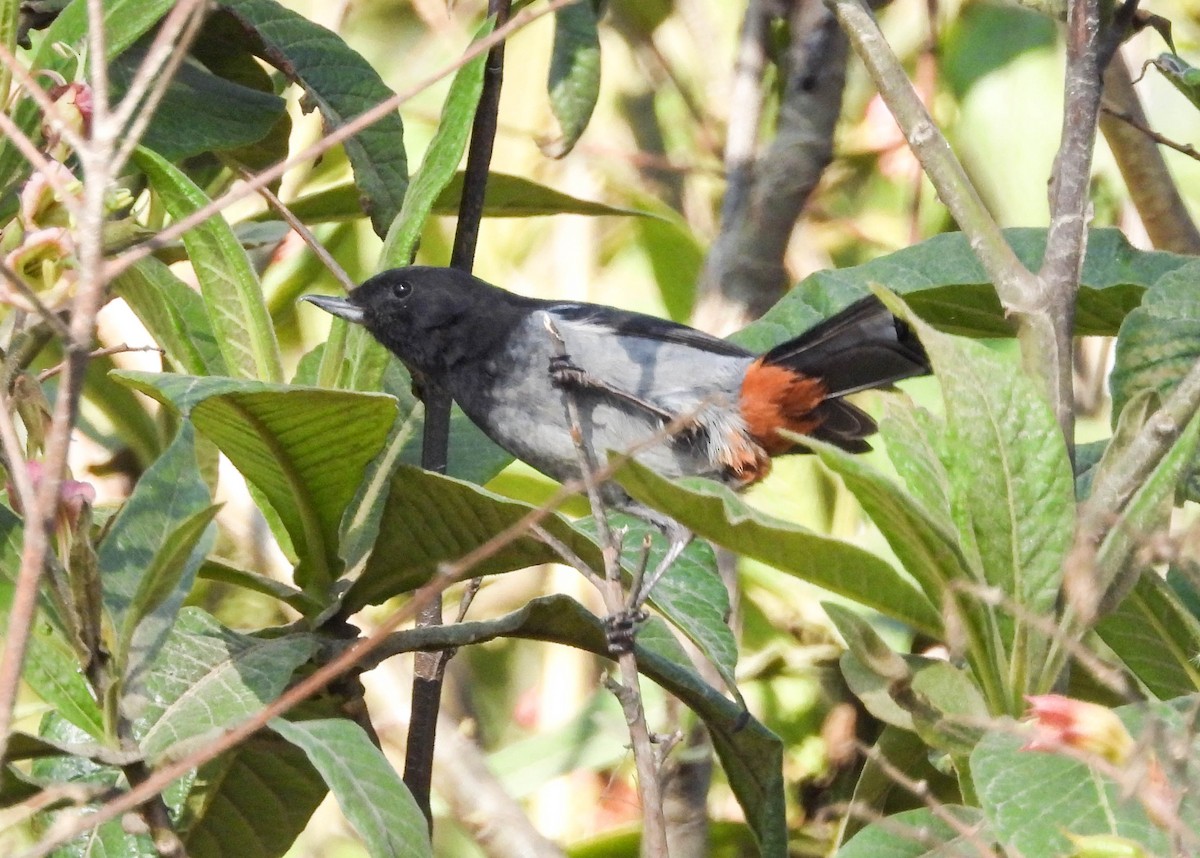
[446,310,753,486]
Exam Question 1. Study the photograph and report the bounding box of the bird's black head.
[303,266,533,377]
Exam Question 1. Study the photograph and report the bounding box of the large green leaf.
[1110,260,1200,425]
[99,423,216,688]
[340,465,597,612]
[0,504,104,738]
[379,16,492,266]
[133,148,284,383]
[179,731,328,858]
[838,806,990,857]
[109,39,286,160]
[31,715,159,858]
[971,701,1200,856]
[270,719,432,858]
[1097,572,1200,699]
[275,172,652,224]
[907,312,1074,708]
[366,593,786,856]
[733,228,1191,351]
[877,396,955,528]
[113,257,227,376]
[115,371,397,596]
[614,459,942,636]
[132,609,318,763]
[0,0,175,200]
[1093,410,1200,617]
[218,0,408,237]
[541,0,601,158]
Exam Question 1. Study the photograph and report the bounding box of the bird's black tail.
[761,296,930,452]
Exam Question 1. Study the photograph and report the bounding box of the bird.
[303,266,929,607]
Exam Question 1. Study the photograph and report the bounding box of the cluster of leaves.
[2,1,1200,857]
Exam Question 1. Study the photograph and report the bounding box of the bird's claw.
[549,353,589,389]
[603,608,648,655]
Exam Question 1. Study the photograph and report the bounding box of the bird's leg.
[548,353,677,423]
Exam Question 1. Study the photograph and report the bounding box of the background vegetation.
[2,0,1200,855]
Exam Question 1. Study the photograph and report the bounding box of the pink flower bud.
[43,82,93,157]
[1022,695,1134,765]
[6,460,95,529]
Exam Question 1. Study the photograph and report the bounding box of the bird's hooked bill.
[302,294,364,324]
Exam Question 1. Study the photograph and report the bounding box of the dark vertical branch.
[693,0,851,334]
[1036,0,1109,451]
[403,0,511,829]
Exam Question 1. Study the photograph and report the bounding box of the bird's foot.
[548,353,590,390]
[603,607,649,655]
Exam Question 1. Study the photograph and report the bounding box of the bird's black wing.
[551,303,752,358]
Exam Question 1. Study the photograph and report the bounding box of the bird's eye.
[391,280,412,301]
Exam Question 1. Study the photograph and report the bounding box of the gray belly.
[447,313,751,486]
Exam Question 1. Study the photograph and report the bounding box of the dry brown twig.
[539,313,671,857]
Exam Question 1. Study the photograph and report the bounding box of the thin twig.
[541,314,670,857]
[829,0,1037,309]
[101,0,580,283]
[109,0,211,173]
[36,344,164,381]
[855,741,997,858]
[1102,104,1200,164]
[0,109,80,214]
[0,0,118,779]
[0,386,32,512]
[1098,55,1200,254]
[238,168,356,293]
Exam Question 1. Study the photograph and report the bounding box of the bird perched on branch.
[304,267,929,604]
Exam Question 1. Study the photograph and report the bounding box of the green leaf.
[838,806,990,857]
[541,0,601,158]
[0,0,175,199]
[380,18,493,267]
[971,703,1198,856]
[365,593,787,857]
[276,172,652,224]
[109,39,286,160]
[99,423,216,686]
[614,459,942,636]
[270,719,432,858]
[132,609,318,762]
[198,557,321,615]
[31,716,159,858]
[733,228,1192,351]
[877,395,954,528]
[1096,572,1200,698]
[0,504,104,738]
[1094,411,1200,617]
[133,147,284,383]
[113,257,227,376]
[115,371,397,596]
[1151,53,1200,111]
[20,613,106,739]
[1110,260,1200,424]
[811,437,1012,707]
[218,0,408,236]
[341,465,596,612]
[907,312,1074,706]
[179,731,328,858]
